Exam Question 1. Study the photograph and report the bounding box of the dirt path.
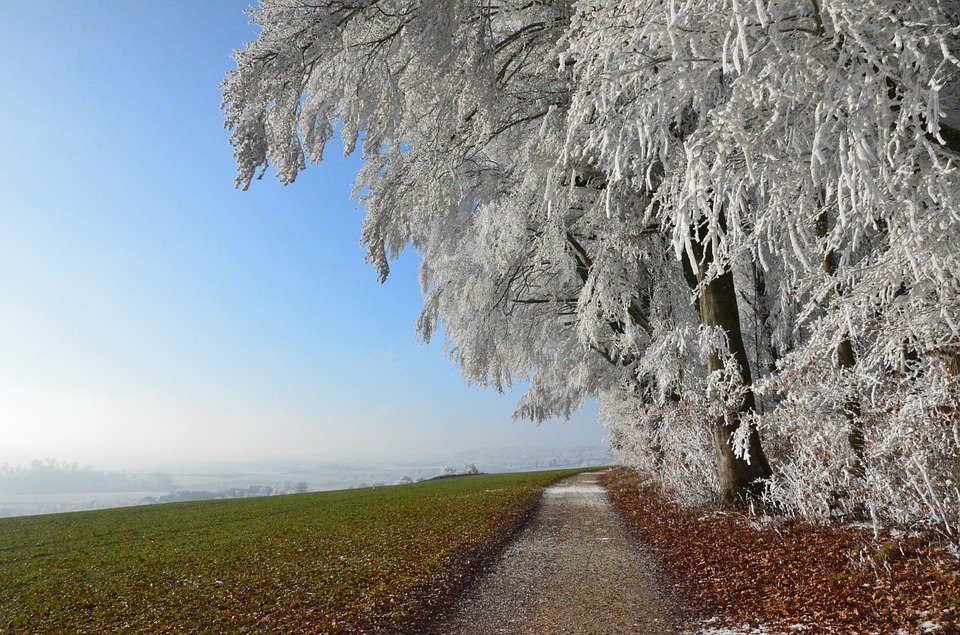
[433,471,677,635]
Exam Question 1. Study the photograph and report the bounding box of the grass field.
[0,469,584,633]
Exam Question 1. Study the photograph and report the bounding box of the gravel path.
[434,471,677,635]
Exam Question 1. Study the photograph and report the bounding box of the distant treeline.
[0,460,174,495]
[140,482,309,505]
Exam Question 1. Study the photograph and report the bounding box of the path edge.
[396,472,593,635]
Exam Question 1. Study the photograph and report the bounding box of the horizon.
[0,447,616,517]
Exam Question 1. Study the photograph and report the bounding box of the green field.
[0,469,583,633]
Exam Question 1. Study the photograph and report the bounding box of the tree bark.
[685,230,772,505]
[753,264,779,376]
[816,211,865,476]
[698,265,774,504]
[948,353,960,489]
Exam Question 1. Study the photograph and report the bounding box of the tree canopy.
[224,0,960,530]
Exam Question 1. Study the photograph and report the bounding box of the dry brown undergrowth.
[600,468,960,634]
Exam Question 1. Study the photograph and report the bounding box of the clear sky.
[0,1,606,470]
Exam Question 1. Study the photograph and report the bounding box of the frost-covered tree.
[224,0,960,524]
[222,0,770,504]
[560,0,960,520]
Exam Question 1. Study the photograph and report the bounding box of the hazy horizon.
[0,415,608,473]
[0,446,616,517]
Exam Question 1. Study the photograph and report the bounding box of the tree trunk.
[753,263,780,376]
[684,230,772,506]
[698,266,774,505]
[949,353,960,489]
[816,211,865,476]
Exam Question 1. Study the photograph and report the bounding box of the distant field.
[0,469,583,633]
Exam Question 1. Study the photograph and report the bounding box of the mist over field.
[0,446,615,518]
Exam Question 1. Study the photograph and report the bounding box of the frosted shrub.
[860,371,960,533]
[756,352,960,535]
[602,390,719,506]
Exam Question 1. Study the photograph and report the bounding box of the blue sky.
[0,1,605,469]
